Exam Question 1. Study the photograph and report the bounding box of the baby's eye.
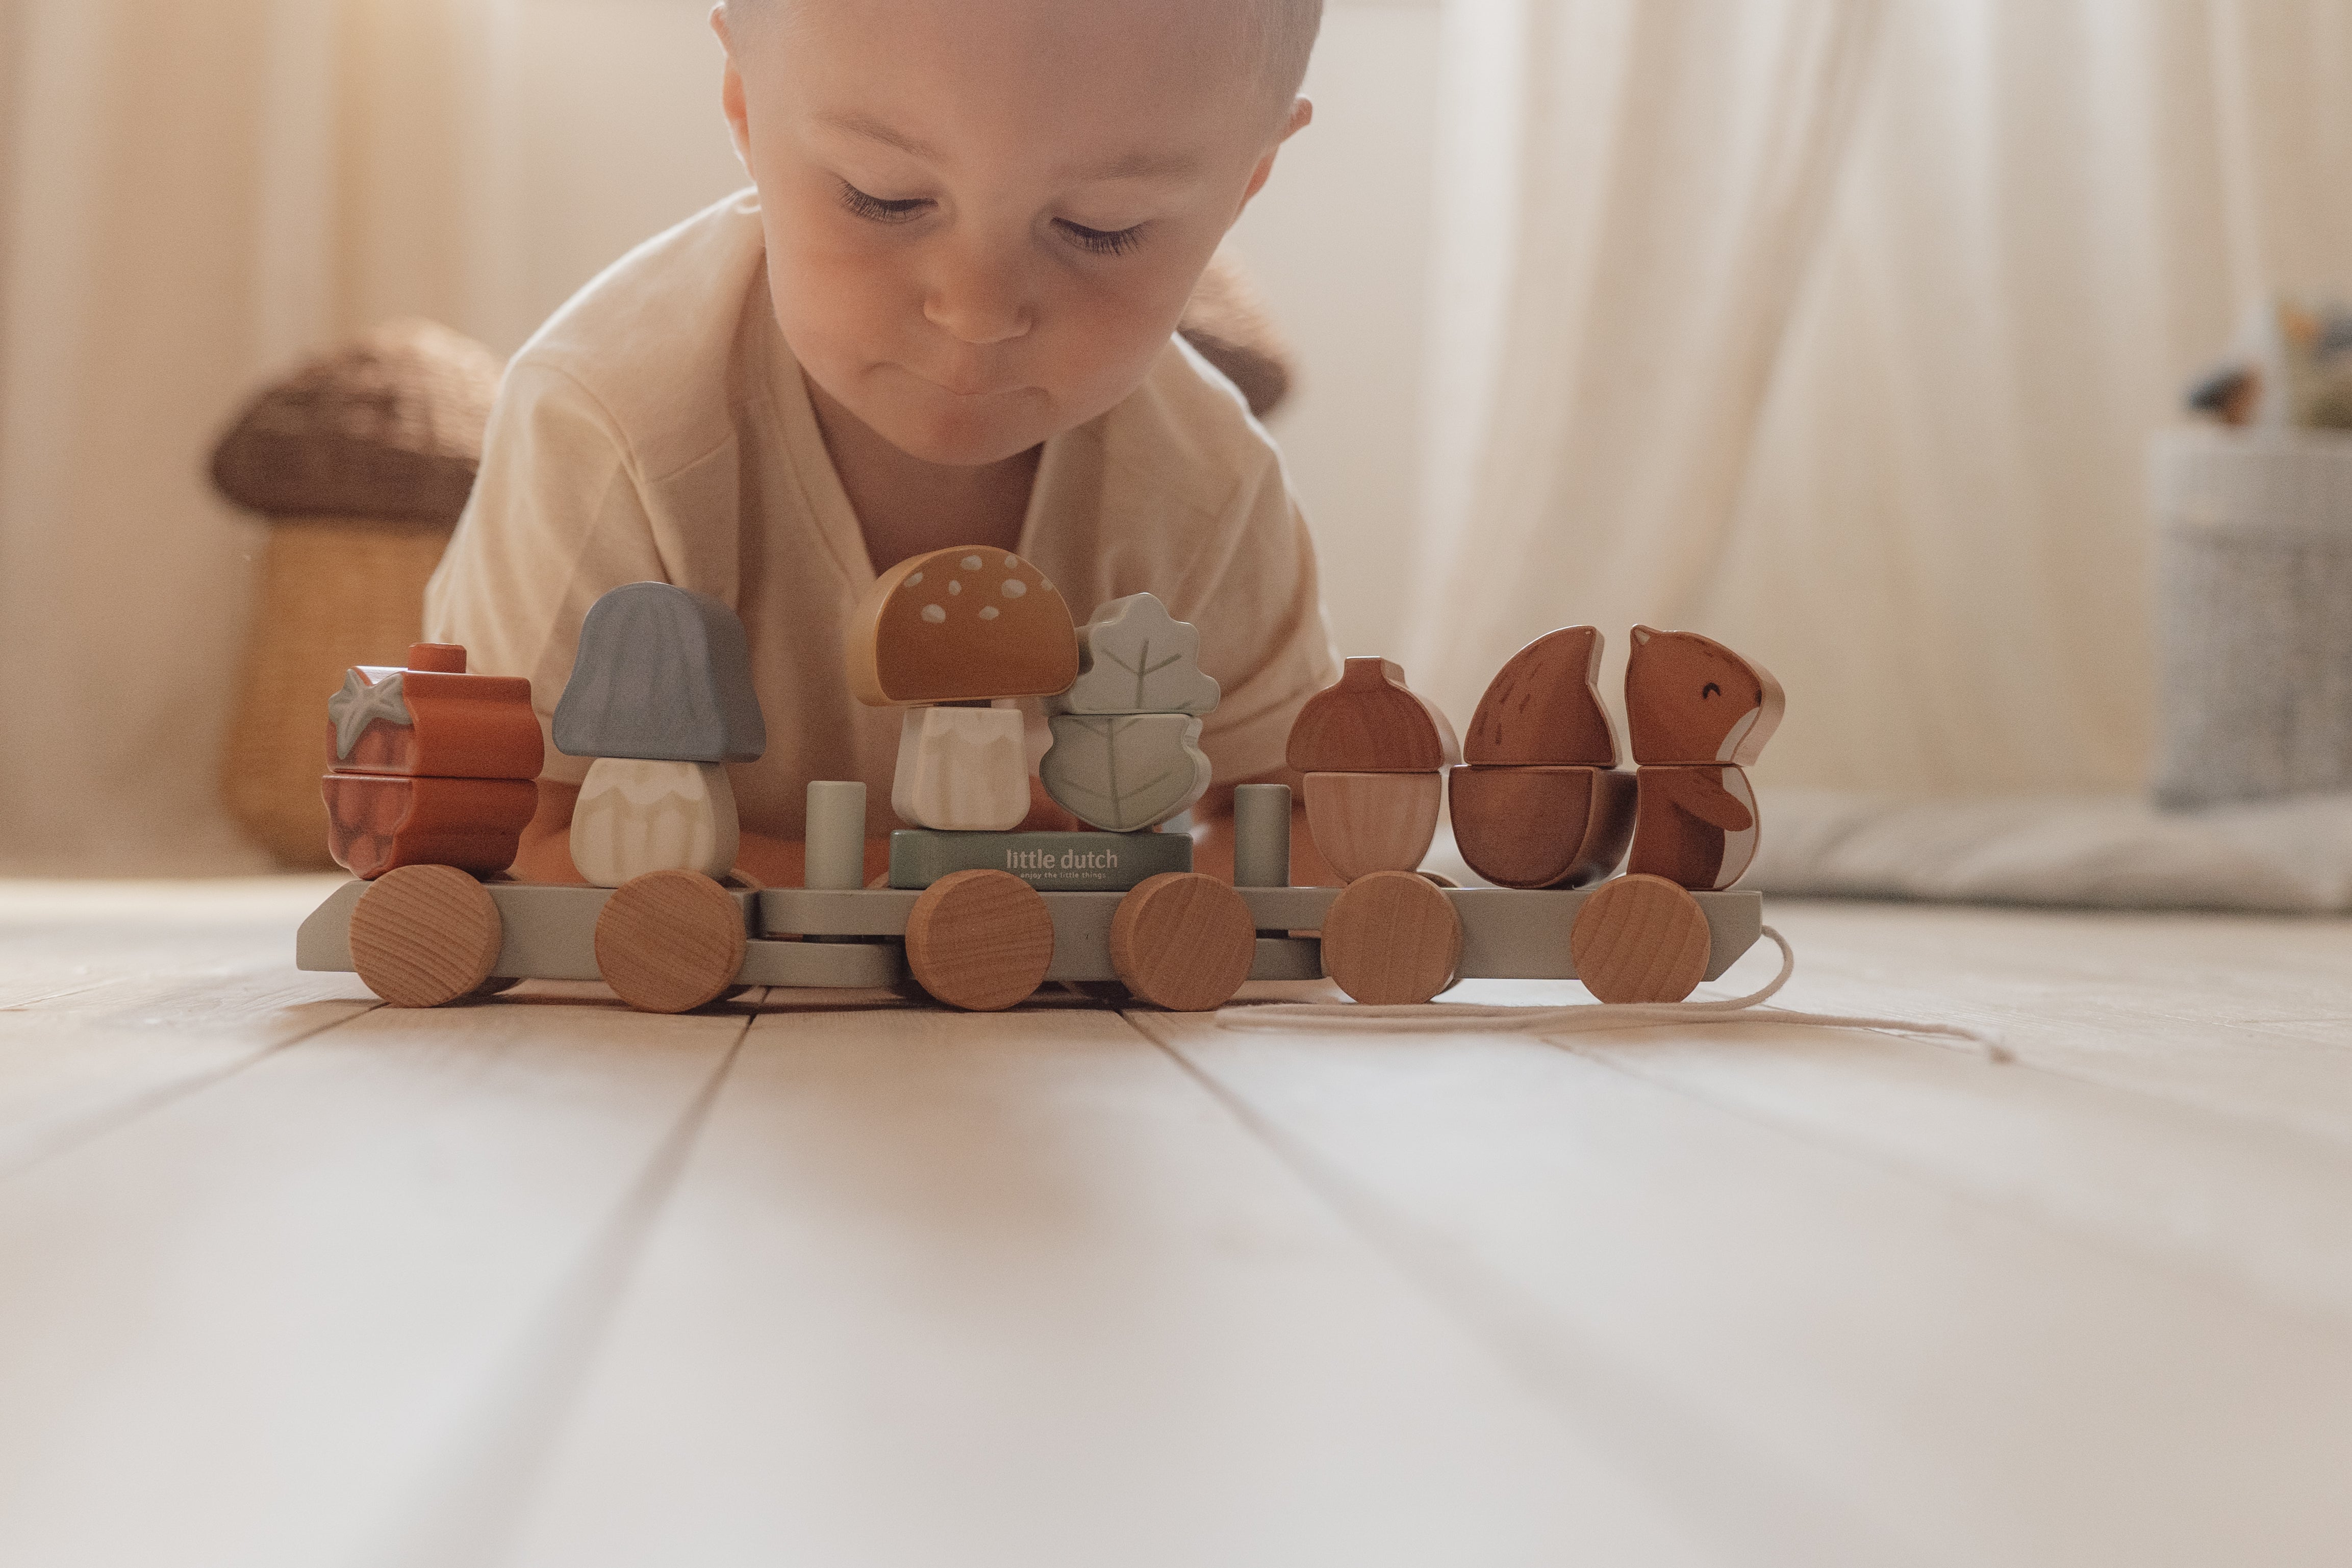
[1054,218,1147,258]
[838,181,930,224]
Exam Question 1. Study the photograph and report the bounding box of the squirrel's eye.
[1701,682,1722,699]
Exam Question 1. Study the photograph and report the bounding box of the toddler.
[426,0,1338,883]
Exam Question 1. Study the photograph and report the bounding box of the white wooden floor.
[0,878,2347,1568]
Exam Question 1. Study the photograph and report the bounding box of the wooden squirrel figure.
[1623,627,1785,891]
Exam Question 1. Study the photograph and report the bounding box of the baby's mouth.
[909,366,1023,400]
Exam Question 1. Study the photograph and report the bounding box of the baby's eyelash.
[1055,219,1147,258]
[838,181,929,224]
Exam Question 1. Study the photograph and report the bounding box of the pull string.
[1213,928,2011,1063]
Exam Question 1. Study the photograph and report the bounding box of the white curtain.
[1413,0,2352,796]
[0,0,740,874]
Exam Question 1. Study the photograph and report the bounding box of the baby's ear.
[1238,99,1312,213]
[716,38,753,174]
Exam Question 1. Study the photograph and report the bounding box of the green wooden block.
[887,829,1193,891]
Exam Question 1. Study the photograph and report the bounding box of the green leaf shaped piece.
[1039,713,1213,832]
[1041,593,1220,716]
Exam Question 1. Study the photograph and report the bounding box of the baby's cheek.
[1043,290,1186,400]
[769,244,899,368]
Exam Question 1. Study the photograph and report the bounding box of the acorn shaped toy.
[553,583,768,888]
[320,642,543,879]
[1038,593,1218,833]
[845,547,1080,832]
[1622,626,1785,890]
[1285,658,1459,882]
[1448,626,1636,888]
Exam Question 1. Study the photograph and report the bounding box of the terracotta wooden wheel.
[904,870,1056,1011]
[594,870,748,1014]
[1570,874,1710,1003]
[1110,873,1257,1011]
[1318,870,1462,1005]
[349,864,503,1007]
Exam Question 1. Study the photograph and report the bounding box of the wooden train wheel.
[594,869,747,1014]
[1319,870,1462,1005]
[1110,873,1257,1011]
[904,870,1055,1011]
[1570,874,1709,1003]
[349,864,502,1007]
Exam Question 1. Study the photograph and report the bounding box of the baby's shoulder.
[500,191,770,478]
[1097,336,1288,521]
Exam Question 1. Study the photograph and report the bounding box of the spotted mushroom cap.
[846,547,1080,705]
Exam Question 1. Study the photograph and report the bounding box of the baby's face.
[719,0,1305,467]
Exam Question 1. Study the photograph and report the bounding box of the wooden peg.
[1300,772,1441,882]
[1318,870,1462,1004]
[1569,874,1711,1003]
[1447,765,1635,889]
[803,780,869,890]
[593,869,748,1014]
[349,864,502,1007]
[1109,873,1257,1011]
[1231,782,1293,888]
[903,869,1057,1010]
[846,547,1079,706]
[1285,657,1460,773]
[1463,626,1620,766]
[1624,626,1784,766]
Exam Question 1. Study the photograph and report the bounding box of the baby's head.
[715,0,1318,467]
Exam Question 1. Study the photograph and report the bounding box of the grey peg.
[1233,782,1293,888]
[804,781,868,891]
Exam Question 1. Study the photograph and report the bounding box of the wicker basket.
[2149,426,2352,807]
[218,519,458,865]
[212,321,502,866]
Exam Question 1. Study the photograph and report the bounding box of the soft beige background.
[1414,0,2352,796]
[4,0,2350,873]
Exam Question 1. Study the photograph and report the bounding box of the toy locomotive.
[298,549,1781,1015]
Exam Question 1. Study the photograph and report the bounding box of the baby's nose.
[922,246,1032,346]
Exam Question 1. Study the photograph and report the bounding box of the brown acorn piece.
[1301,772,1445,884]
[1450,766,1635,890]
[1449,626,1635,889]
[1461,626,1619,766]
[1286,659,1458,883]
[1286,657,1460,773]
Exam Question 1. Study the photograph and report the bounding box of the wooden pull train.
[298,553,1781,1015]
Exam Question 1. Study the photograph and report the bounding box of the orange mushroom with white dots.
[844,547,1081,831]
